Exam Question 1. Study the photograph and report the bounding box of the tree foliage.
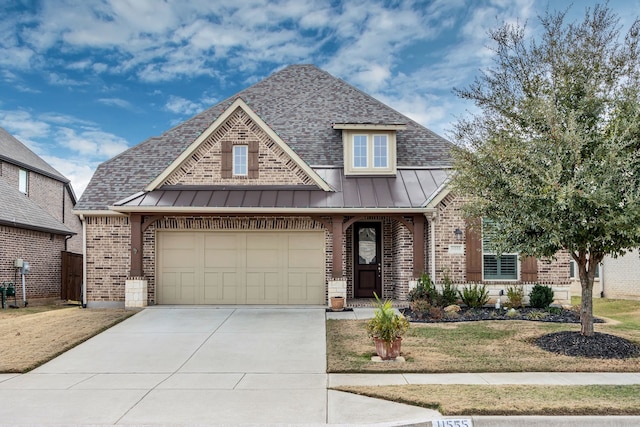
[450,4,640,336]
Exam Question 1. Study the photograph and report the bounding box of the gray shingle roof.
[0,179,73,235]
[77,64,453,211]
[0,127,68,183]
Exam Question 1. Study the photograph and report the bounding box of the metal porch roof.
[112,168,450,211]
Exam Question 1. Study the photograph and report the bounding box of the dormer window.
[333,123,405,176]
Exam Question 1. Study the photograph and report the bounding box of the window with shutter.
[482,219,518,280]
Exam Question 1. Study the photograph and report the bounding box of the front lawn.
[327,298,640,416]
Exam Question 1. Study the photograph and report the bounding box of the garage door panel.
[158,231,325,305]
[203,271,241,304]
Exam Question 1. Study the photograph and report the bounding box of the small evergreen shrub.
[506,308,519,318]
[439,274,459,307]
[408,273,438,304]
[505,285,524,309]
[529,284,554,309]
[458,283,489,308]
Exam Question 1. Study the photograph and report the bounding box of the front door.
[354,222,382,298]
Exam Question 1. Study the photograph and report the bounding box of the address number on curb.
[433,419,473,427]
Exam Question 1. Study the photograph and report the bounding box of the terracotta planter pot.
[330,296,345,311]
[373,337,402,360]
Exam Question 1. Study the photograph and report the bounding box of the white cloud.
[42,155,96,197]
[165,95,204,116]
[56,127,129,158]
[97,98,135,110]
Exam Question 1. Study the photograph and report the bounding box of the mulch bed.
[402,306,640,359]
[536,331,640,359]
[401,306,604,324]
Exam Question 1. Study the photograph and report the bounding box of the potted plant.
[366,293,409,360]
[330,296,345,311]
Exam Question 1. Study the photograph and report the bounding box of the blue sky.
[1,0,638,197]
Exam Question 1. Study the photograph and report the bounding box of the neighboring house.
[0,127,82,302]
[570,252,640,300]
[75,64,571,308]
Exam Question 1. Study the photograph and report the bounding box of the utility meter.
[21,262,30,275]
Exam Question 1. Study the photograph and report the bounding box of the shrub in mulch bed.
[401,306,605,324]
[536,331,640,359]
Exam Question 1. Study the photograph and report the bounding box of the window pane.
[373,135,388,168]
[358,227,377,264]
[233,145,248,176]
[18,169,27,194]
[499,255,518,278]
[483,255,498,277]
[353,135,367,168]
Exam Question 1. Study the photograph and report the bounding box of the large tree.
[451,4,640,336]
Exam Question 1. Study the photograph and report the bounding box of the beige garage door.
[157,231,325,305]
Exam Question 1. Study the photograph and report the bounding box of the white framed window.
[18,169,28,194]
[343,131,396,175]
[233,145,248,176]
[373,135,388,168]
[482,219,518,280]
[353,135,368,168]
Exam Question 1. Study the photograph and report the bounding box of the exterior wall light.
[454,228,463,241]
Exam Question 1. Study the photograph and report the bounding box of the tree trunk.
[574,251,602,337]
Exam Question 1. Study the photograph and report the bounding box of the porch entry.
[354,222,382,298]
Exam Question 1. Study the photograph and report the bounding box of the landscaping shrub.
[439,274,459,306]
[458,283,489,308]
[529,284,554,309]
[505,285,525,309]
[547,306,562,315]
[410,299,431,319]
[429,306,444,320]
[527,310,548,320]
[408,273,438,304]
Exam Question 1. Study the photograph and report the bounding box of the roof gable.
[147,98,330,191]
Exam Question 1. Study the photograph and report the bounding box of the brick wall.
[392,218,413,300]
[434,194,467,283]
[163,108,316,187]
[0,225,66,300]
[63,188,82,253]
[85,216,131,304]
[434,193,570,286]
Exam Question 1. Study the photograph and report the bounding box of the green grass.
[328,298,640,415]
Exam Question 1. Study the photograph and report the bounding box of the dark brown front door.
[354,222,382,298]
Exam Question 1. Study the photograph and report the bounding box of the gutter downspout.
[80,214,87,308]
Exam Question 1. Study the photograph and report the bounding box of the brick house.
[0,127,82,302]
[74,65,570,308]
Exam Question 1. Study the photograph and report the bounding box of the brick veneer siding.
[434,194,467,283]
[0,225,66,300]
[85,216,131,304]
[435,193,571,286]
[163,108,316,187]
[392,219,413,300]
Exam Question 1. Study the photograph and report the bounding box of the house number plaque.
[433,419,473,427]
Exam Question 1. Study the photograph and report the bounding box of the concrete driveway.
[0,307,438,425]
